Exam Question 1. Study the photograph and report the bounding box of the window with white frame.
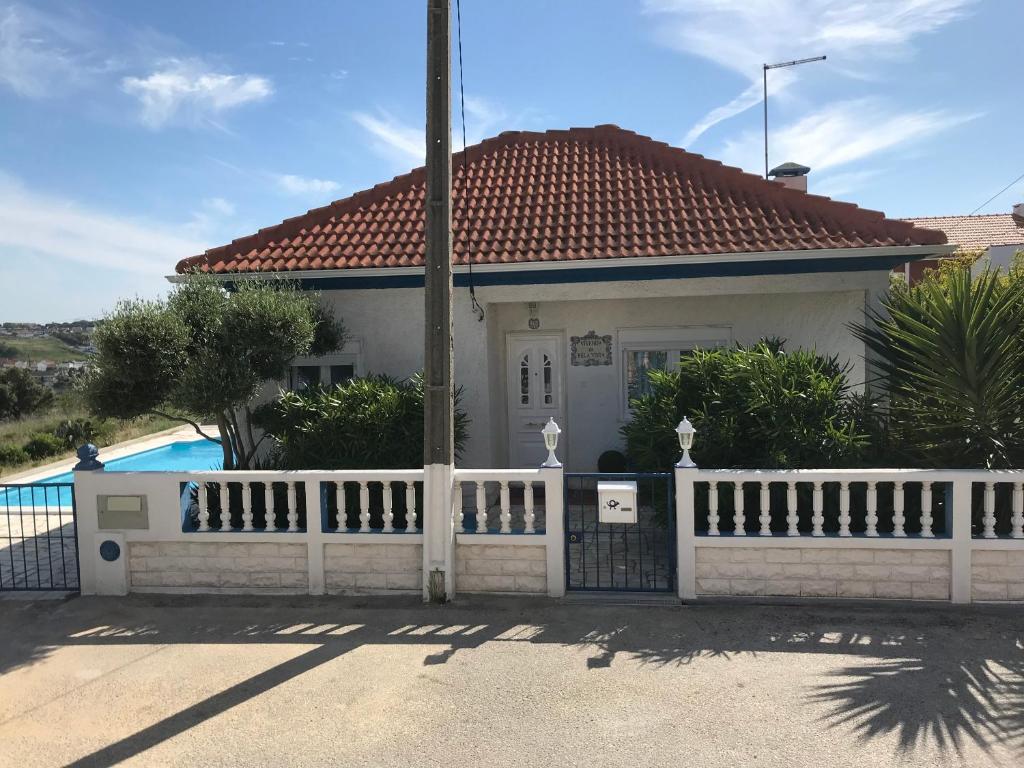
[288,340,363,391]
[619,327,732,416]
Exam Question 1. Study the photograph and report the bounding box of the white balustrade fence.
[453,469,551,535]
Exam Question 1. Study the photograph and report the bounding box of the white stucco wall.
[280,269,889,471]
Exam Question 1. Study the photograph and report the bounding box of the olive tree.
[84,275,344,469]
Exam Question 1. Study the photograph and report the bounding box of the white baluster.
[264,482,276,531]
[499,481,512,534]
[707,481,720,536]
[405,481,417,532]
[1012,482,1024,540]
[454,481,465,533]
[219,482,231,531]
[812,481,824,537]
[733,482,744,536]
[524,481,536,534]
[920,482,934,538]
[358,481,370,533]
[983,481,996,539]
[335,482,346,530]
[475,481,488,533]
[382,482,394,533]
[759,481,771,536]
[286,481,299,532]
[865,481,878,537]
[786,481,798,537]
[838,481,851,537]
[241,481,253,531]
[197,482,210,531]
[893,481,906,538]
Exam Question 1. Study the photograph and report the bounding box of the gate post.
[542,466,566,597]
[675,467,698,601]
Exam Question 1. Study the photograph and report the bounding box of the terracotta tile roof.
[176,125,946,275]
[900,214,1024,251]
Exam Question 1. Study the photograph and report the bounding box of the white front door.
[507,334,564,468]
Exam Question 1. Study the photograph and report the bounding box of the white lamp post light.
[675,417,697,468]
[541,418,562,468]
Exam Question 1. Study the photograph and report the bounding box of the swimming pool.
[1,439,224,508]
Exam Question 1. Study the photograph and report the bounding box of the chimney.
[769,161,811,192]
[1013,202,1024,222]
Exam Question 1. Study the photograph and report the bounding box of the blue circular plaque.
[99,540,121,562]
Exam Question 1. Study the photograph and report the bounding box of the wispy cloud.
[352,110,426,166]
[121,58,272,129]
[353,96,516,168]
[717,99,978,181]
[0,172,207,276]
[275,174,341,197]
[0,3,119,98]
[645,0,976,145]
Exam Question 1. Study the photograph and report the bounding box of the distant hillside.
[0,336,89,363]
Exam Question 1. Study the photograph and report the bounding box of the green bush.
[254,373,470,470]
[22,432,64,460]
[253,374,470,530]
[53,418,100,448]
[622,340,872,471]
[0,443,29,466]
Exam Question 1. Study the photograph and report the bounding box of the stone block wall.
[695,546,950,600]
[323,542,422,593]
[971,550,1024,601]
[455,543,547,593]
[129,542,308,591]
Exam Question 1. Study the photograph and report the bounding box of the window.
[288,341,363,392]
[619,327,732,417]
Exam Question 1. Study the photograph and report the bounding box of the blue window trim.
[222,253,909,292]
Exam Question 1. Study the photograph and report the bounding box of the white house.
[174,125,950,471]
[901,205,1024,283]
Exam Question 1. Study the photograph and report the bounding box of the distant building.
[899,205,1024,283]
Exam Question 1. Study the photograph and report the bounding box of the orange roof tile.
[176,125,946,275]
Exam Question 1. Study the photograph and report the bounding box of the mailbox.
[597,480,637,524]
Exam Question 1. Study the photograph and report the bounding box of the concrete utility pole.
[422,0,455,601]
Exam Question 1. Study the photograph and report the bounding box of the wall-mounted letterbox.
[98,494,149,530]
[598,481,637,524]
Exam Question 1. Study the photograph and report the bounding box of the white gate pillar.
[422,463,455,600]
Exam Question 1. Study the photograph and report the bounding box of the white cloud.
[645,0,976,144]
[275,174,341,196]
[0,173,207,277]
[122,58,272,129]
[717,99,978,179]
[202,196,235,216]
[0,4,115,98]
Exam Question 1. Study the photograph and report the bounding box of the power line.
[455,0,484,321]
[970,171,1024,215]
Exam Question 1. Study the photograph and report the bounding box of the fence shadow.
[0,519,78,590]
[1,596,1022,766]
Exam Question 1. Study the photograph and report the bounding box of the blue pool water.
[1,439,224,508]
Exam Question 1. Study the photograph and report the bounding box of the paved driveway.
[1,594,1022,767]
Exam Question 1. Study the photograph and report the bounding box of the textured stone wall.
[695,546,950,600]
[129,542,308,591]
[971,550,1024,601]
[323,542,422,593]
[455,543,547,593]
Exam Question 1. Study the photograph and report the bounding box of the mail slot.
[597,480,637,524]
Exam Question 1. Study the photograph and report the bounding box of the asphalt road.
[0,594,1021,767]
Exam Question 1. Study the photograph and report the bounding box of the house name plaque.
[570,330,613,366]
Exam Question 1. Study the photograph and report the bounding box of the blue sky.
[0,0,1020,321]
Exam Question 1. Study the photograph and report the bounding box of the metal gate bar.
[0,483,79,591]
[564,472,675,593]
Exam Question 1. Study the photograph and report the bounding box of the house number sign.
[570,330,613,366]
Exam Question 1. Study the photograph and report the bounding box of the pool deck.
[1,424,219,485]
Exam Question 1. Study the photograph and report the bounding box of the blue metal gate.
[0,482,79,591]
[564,473,675,593]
